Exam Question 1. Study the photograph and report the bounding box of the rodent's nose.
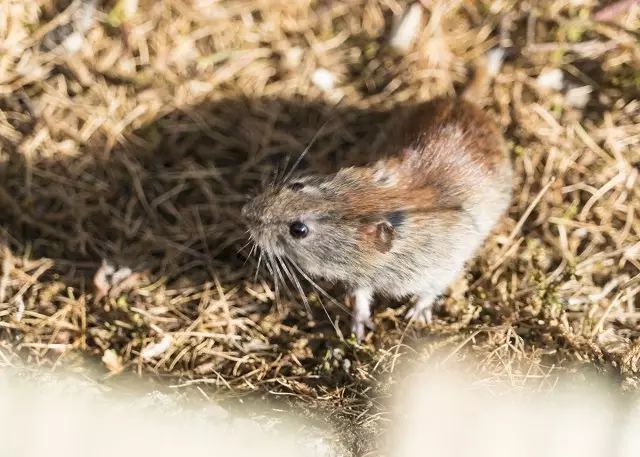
[241,201,253,222]
[241,198,262,224]
[242,193,273,226]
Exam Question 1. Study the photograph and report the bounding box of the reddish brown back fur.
[326,97,507,221]
[397,98,506,172]
[339,168,442,216]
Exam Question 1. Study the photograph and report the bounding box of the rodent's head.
[241,165,413,282]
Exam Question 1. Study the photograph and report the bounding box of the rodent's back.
[394,97,509,184]
[386,97,512,240]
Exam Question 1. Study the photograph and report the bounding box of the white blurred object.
[0,369,342,457]
[389,3,424,53]
[565,84,592,108]
[536,68,565,90]
[121,0,139,18]
[73,0,98,32]
[0,362,637,457]
[284,47,304,69]
[486,47,506,77]
[140,334,173,360]
[311,68,344,103]
[62,32,85,53]
[389,365,640,457]
[312,68,336,92]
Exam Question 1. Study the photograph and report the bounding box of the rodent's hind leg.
[351,287,375,341]
[405,292,438,324]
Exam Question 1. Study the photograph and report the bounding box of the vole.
[242,57,512,340]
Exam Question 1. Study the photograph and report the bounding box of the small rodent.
[242,58,512,340]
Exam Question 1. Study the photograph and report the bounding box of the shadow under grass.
[0,105,403,354]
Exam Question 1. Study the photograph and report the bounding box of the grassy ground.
[1,0,640,455]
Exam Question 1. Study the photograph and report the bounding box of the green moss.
[106,0,137,28]
[364,42,378,60]
[563,202,579,219]
[550,102,564,117]
[551,48,565,66]
[116,295,129,310]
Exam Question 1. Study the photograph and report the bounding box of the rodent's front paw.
[351,316,375,341]
[404,306,433,324]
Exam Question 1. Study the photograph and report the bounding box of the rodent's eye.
[288,182,305,191]
[289,221,309,239]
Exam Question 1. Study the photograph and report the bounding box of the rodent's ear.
[360,220,394,253]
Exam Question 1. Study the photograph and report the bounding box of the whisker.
[248,241,258,258]
[275,153,292,185]
[278,255,312,316]
[286,257,350,315]
[316,293,342,337]
[280,118,331,185]
[254,251,263,283]
[263,254,280,299]
[242,240,257,267]
[236,239,253,255]
[272,254,295,301]
[266,251,291,302]
[284,257,341,336]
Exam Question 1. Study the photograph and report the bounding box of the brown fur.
[396,98,507,173]
[327,97,506,225]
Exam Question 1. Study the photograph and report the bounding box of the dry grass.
[1,0,639,454]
